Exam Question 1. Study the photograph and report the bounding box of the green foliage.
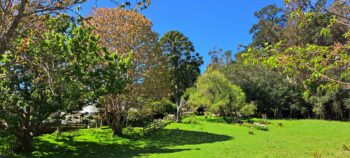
[242,0,350,120]
[240,102,257,117]
[158,31,203,122]
[188,69,254,121]
[90,8,170,136]
[159,31,203,98]
[222,62,307,118]
[249,4,284,47]
[127,99,176,127]
[182,114,200,124]
[0,16,129,152]
[145,99,176,116]
[127,109,153,127]
[158,31,203,103]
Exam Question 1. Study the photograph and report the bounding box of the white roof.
[80,105,99,114]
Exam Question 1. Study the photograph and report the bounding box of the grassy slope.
[13,117,350,158]
[153,118,350,158]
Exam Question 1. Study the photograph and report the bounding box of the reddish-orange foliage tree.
[89,8,170,136]
[0,0,152,55]
[0,0,87,55]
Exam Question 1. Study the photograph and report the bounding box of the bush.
[240,102,257,117]
[182,115,199,124]
[146,99,176,119]
[187,70,248,122]
[127,109,153,127]
[0,135,16,155]
[127,99,176,127]
[123,126,143,138]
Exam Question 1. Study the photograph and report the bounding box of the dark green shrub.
[146,99,176,118]
[127,109,153,127]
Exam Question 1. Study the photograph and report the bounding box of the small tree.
[188,68,255,122]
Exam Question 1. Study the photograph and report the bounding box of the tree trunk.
[57,126,62,134]
[175,92,181,122]
[340,110,343,121]
[176,107,181,123]
[113,124,123,136]
[230,113,235,123]
[15,128,33,152]
[231,111,240,124]
[14,110,33,153]
[112,115,127,136]
[100,117,103,129]
[56,126,62,139]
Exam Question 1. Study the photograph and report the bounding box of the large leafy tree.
[187,68,255,122]
[0,16,128,152]
[222,60,308,118]
[158,31,203,122]
[244,0,350,119]
[0,0,152,55]
[208,48,306,118]
[90,8,170,136]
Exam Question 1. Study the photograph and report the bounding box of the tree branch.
[0,0,27,54]
[304,64,350,89]
[326,9,350,21]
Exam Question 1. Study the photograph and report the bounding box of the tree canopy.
[241,0,350,119]
[158,31,203,122]
[0,15,129,151]
[188,68,255,122]
[89,8,170,136]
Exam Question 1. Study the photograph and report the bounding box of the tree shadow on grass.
[142,129,233,147]
[24,129,232,158]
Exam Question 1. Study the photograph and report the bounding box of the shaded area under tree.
[22,129,232,158]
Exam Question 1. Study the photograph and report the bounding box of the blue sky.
[79,0,284,72]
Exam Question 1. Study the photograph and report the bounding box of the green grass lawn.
[10,117,350,158]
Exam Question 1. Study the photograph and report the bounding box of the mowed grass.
[11,117,350,158]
